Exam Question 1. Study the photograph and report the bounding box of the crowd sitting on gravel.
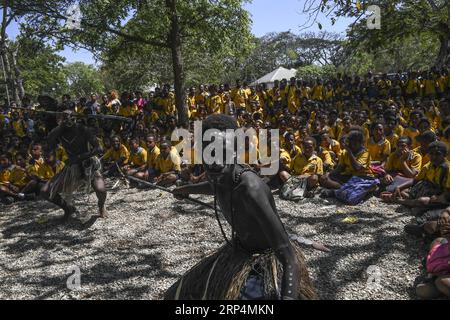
[0,67,450,298]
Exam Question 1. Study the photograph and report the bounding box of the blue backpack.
[335,176,380,205]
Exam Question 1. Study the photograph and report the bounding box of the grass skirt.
[164,241,317,300]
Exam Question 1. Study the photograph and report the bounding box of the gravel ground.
[0,182,431,300]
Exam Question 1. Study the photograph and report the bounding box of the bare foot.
[99,207,108,219]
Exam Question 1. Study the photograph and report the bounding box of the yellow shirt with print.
[130,147,148,167]
[155,151,181,173]
[37,161,65,181]
[385,150,422,173]
[338,149,373,177]
[103,144,130,165]
[9,166,29,187]
[290,154,323,176]
[26,158,44,178]
[416,162,450,189]
[367,138,391,162]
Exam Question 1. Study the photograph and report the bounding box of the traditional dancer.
[165,114,316,300]
[40,110,107,219]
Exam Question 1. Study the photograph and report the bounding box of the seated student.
[5,152,37,199]
[26,143,44,177]
[313,134,335,171]
[415,130,438,167]
[382,136,422,188]
[124,138,148,177]
[418,117,433,134]
[404,109,423,148]
[319,132,341,163]
[136,135,161,181]
[367,121,391,167]
[279,137,323,197]
[36,150,65,182]
[101,136,130,176]
[152,140,181,187]
[383,116,400,152]
[0,154,21,204]
[178,134,206,185]
[320,129,374,190]
[283,132,302,159]
[255,132,292,189]
[381,141,450,210]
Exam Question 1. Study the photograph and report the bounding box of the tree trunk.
[435,24,449,68]
[166,0,188,128]
[1,46,17,104]
[10,47,25,102]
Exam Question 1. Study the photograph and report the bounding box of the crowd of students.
[0,67,450,298]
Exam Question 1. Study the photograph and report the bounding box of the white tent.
[250,67,297,88]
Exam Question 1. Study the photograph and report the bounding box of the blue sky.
[4,0,354,65]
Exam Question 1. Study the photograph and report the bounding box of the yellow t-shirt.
[416,162,450,189]
[231,88,248,109]
[413,147,430,167]
[118,104,138,117]
[385,151,422,173]
[103,144,130,165]
[155,151,181,173]
[9,166,29,187]
[207,95,224,114]
[12,120,26,138]
[56,145,69,163]
[37,161,65,181]
[404,127,420,148]
[147,146,161,169]
[0,167,11,185]
[367,138,391,162]
[385,133,399,152]
[26,158,44,178]
[291,154,324,176]
[129,147,148,167]
[338,149,373,176]
[318,148,335,168]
